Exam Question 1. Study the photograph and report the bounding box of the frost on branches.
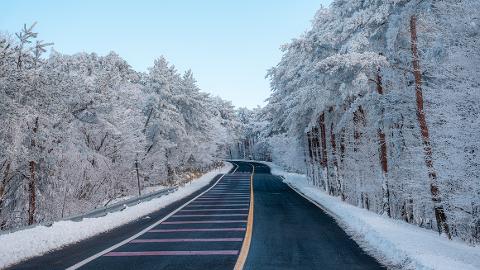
[0,24,242,230]
[243,0,480,244]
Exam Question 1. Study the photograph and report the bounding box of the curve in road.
[9,161,384,270]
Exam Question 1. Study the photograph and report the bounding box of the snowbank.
[0,162,232,268]
[261,161,480,270]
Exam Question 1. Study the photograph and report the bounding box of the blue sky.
[1,0,332,108]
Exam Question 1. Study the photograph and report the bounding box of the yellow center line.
[234,163,255,270]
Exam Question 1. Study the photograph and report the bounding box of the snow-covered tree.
[259,0,480,244]
[0,25,240,230]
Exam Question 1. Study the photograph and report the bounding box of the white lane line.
[66,173,229,269]
[231,162,239,173]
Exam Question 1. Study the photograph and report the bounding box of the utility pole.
[135,155,141,196]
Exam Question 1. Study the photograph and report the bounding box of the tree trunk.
[28,117,39,225]
[353,106,366,152]
[410,15,451,239]
[318,113,330,194]
[306,131,314,183]
[330,120,343,200]
[311,127,321,187]
[353,106,367,208]
[28,161,36,225]
[0,162,10,216]
[339,127,346,201]
[376,68,391,217]
[135,158,141,196]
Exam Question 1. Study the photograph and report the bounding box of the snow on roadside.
[0,162,232,268]
[260,161,480,270]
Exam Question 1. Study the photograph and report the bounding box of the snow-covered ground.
[261,161,480,270]
[0,162,232,268]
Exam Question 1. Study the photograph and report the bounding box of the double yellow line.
[234,163,255,270]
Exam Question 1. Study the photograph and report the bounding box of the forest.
[1,0,479,248]
[0,24,243,230]
[237,0,480,244]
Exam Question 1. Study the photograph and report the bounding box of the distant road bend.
[10,161,384,270]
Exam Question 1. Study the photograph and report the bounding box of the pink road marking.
[205,195,249,197]
[194,199,249,201]
[210,190,249,192]
[208,191,250,195]
[198,196,249,198]
[212,189,249,191]
[148,228,246,232]
[200,194,249,196]
[213,187,243,189]
[199,197,250,199]
[216,184,249,186]
[213,185,248,186]
[196,198,250,199]
[179,209,249,212]
[173,214,248,217]
[200,196,250,198]
[215,184,250,185]
[193,202,249,204]
[191,202,249,205]
[104,250,238,256]
[210,191,248,192]
[198,196,250,198]
[203,196,250,197]
[195,198,250,200]
[185,204,249,207]
[217,181,250,183]
[193,199,249,201]
[219,182,249,183]
[201,195,250,196]
[130,238,243,243]
[209,191,248,192]
[213,186,249,187]
[162,220,246,224]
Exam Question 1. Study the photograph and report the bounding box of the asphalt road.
[243,162,384,269]
[9,161,384,270]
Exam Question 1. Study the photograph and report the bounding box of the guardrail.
[67,186,177,221]
[0,186,177,235]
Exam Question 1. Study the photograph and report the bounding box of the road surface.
[9,161,384,269]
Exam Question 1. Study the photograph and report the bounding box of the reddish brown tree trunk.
[410,15,451,239]
[376,68,391,217]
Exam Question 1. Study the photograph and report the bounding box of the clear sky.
[1,0,332,108]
